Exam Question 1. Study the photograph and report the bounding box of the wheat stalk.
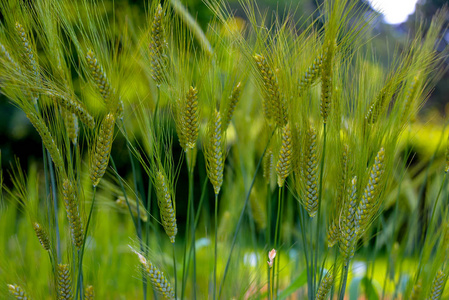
[327,219,339,248]
[90,113,115,187]
[62,179,83,249]
[8,284,31,300]
[276,122,292,187]
[32,222,51,251]
[155,170,177,243]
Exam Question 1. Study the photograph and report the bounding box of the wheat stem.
[213,193,218,300]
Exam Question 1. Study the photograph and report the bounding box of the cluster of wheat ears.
[0,0,448,299]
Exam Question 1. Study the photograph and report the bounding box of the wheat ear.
[263,147,274,186]
[410,279,422,300]
[32,222,51,251]
[205,109,224,195]
[315,271,334,300]
[320,40,335,123]
[155,170,177,243]
[116,196,148,222]
[58,96,95,129]
[90,113,115,187]
[327,219,339,248]
[86,49,113,108]
[276,122,292,187]
[62,179,83,249]
[0,42,21,71]
[133,250,175,299]
[304,126,319,217]
[253,53,287,127]
[339,176,358,263]
[26,112,65,173]
[224,82,242,130]
[150,4,167,85]
[15,22,40,98]
[84,285,94,300]
[365,86,390,125]
[180,86,199,150]
[61,108,78,145]
[354,147,385,236]
[57,264,72,300]
[8,284,31,300]
[428,270,446,300]
[299,54,323,95]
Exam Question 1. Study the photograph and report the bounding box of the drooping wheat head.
[155,170,177,243]
[116,196,148,222]
[320,39,336,123]
[25,111,65,174]
[150,4,168,86]
[354,147,385,236]
[8,284,30,300]
[299,54,323,96]
[315,271,334,300]
[253,53,287,127]
[84,285,94,300]
[90,113,115,187]
[205,109,224,195]
[57,264,72,300]
[133,251,175,299]
[276,122,292,187]
[339,176,358,263]
[303,126,319,217]
[32,222,51,251]
[428,270,446,300]
[223,81,242,130]
[62,179,83,249]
